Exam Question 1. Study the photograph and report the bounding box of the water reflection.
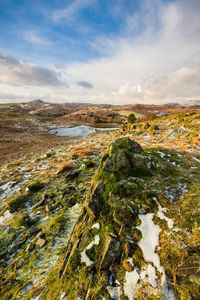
[50,125,118,137]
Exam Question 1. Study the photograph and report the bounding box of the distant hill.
[61,106,125,124]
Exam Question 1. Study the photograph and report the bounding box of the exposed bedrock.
[58,137,195,299]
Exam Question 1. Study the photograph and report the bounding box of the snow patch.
[137,213,161,268]
[140,264,158,288]
[0,210,13,224]
[81,235,100,266]
[155,199,174,229]
[91,223,100,230]
[137,213,176,299]
[124,269,139,300]
[107,286,121,299]
[193,157,200,163]
[157,151,165,158]
[147,264,157,288]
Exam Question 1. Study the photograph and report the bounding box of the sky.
[0,0,200,105]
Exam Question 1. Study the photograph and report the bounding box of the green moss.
[103,182,122,201]
[132,246,144,268]
[79,160,95,169]
[7,194,29,212]
[127,166,152,177]
[132,228,142,242]
[48,213,68,234]
[27,181,44,193]
[71,154,79,160]
[16,213,33,228]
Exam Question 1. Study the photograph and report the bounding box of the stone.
[99,138,144,173]
[114,208,136,225]
[35,238,46,248]
[176,255,199,278]
[100,236,121,270]
[87,181,105,216]
[65,170,80,181]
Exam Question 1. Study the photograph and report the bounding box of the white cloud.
[0,0,200,104]
[118,83,143,98]
[77,81,93,89]
[0,55,64,86]
[22,30,52,46]
[168,67,200,97]
[51,0,96,22]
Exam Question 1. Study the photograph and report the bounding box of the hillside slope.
[0,112,199,299]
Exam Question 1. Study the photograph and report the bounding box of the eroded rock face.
[58,137,175,298]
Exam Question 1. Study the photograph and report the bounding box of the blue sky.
[0,0,149,64]
[0,0,200,104]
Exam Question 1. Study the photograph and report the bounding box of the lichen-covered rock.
[59,138,173,299]
[58,137,174,299]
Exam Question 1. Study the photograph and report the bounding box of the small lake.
[50,125,118,137]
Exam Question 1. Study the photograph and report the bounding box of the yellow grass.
[111,110,144,119]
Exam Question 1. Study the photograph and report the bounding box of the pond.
[49,125,118,137]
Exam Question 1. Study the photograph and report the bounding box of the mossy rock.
[79,160,95,169]
[16,213,33,227]
[7,194,29,212]
[27,181,44,193]
[48,214,68,234]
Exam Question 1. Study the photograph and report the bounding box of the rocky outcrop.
[58,137,177,299]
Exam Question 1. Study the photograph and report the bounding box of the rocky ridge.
[57,137,199,299]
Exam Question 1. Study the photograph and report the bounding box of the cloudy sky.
[0,0,200,104]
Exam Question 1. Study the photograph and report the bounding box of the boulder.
[58,137,175,299]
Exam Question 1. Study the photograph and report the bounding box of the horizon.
[0,0,200,105]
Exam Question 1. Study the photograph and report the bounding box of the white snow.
[0,210,13,223]
[81,235,100,267]
[155,200,174,229]
[178,183,188,195]
[157,151,165,158]
[137,213,176,299]
[193,157,200,163]
[60,291,67,300]
[107,286,121,299]
[137,213,161,268]
[124,270,139,300]
[140,264,158,288]
[91,223,100,230]
[31,294,42,300]
[127,257,134,267]
[147,264,158,288]
[0,181,14,201]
